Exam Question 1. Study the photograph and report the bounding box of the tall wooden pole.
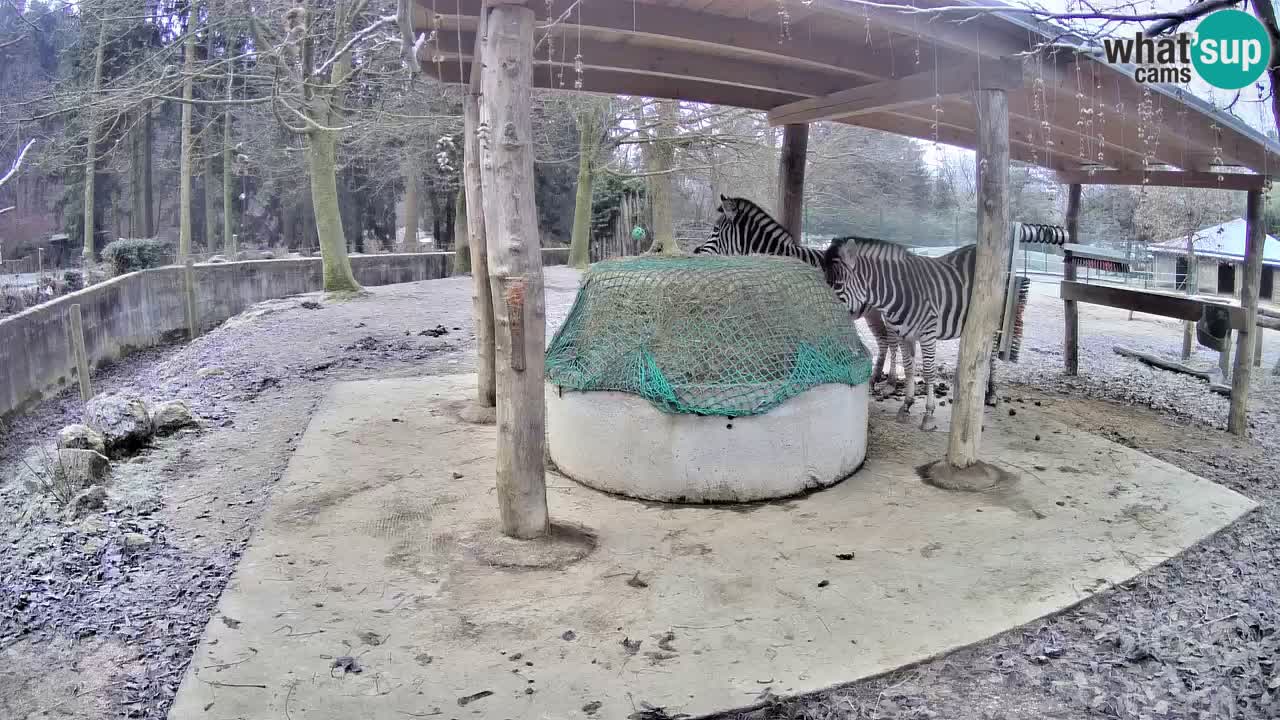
[68,304,92,402]
[1063,183,1082,375]
[777,123,808,240]
[945,89,1009,470]
[479,3,549,539]
[463,11,495,411]
[1227,189,1265,435]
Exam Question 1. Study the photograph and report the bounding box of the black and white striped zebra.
[822,237,1005,431]
[693,195,905,393]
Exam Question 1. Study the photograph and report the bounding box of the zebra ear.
[719,195,736,216]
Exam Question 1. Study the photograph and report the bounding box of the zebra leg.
[896,339,916,423]
[985,335,1000,407]
[920,339,939,432]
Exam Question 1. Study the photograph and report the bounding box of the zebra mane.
[824,235,914,264]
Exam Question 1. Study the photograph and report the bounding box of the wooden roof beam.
[422,0,903,83]
[1056,169,1271,191]
[765,58,1024,127]
[433,31,865,98]
[426,60,807,111]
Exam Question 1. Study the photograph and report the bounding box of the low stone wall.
[0,248,571,421]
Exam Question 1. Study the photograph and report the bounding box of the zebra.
[693,195,906,394]
[822,236,1007,431]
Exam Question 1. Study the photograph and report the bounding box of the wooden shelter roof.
[413,0,1280,180]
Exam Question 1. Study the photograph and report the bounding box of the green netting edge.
[544,256,874,418]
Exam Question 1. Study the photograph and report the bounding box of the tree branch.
[0,138,35,188]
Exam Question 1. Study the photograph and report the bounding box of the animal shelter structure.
[411,0,1280,535]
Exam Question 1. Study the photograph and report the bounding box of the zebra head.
[823,238,870,319]
[693,195,743,255]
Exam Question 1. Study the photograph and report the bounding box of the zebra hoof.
[984,393,999,407]
[896,408,912,424]
[920,415,938,432]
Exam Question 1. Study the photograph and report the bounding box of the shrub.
[63,269,85,292]
[101,238,174,275]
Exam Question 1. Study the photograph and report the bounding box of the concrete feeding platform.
[169,375,1255,720]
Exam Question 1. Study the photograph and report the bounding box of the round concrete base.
[546,382,869,503]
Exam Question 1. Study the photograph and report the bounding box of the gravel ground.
[2,270,1278,720]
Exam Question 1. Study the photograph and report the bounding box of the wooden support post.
[1063,184,1082,375]
[1255,330,1263,367]
[464,89,496,410]
[68,304,92,402]
[944,88,1010,471]
[1228,189,1265,435]
[478,3,549,539]
[777,123,808,240]
[183,258,198,339]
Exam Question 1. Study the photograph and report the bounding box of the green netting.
[545,255,874,417]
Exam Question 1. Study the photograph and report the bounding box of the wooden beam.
[1056,169,1270,191]
[433,30,862,98]
[424,0,895,84]
[946,88,1010,470]
[1062,186,1081,376]
[1228,189,1266,435]
[777,124,808,239]
[478,3,548,539]
[766,58,1023,127]
[1060,281,1250,328]
[428,61,805,112]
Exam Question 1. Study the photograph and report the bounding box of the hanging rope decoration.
[777,0,792,42]
[1018,223,1068,246]
[573,0,583,89]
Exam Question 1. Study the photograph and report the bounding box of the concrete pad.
[169,375,1256,720]
[545,382,869,502]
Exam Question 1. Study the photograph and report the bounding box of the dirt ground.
[1,269,1278,720]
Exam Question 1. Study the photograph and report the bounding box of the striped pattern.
[823,237,1011,430]
[694,195,906,390]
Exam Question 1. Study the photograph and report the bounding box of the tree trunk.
[308,130,360,293]
[83,17,108,262]
[568,105,598,268]
[402,158,419,251]
[454,186,470,274]
[142,101,154,237]
[204,139,219,253]
[463,92,493,402]
[223,107,236,254]
[178,2,196,261]
[479,5,548,539]
[945,89,1009,470]
[130,110,145,238]
[646,100,680,255]
[1228,190,1265,435]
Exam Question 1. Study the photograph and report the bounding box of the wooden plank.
[67,304,93,403]
[1056,169,1271,192]
[946,88,1009,470]
[435,30,860,98]
[1059,281,1250,327]
[777,123,808,239]
[1228,189,1265,435]
[429,61,805,111]
[183,258,198,340]
[478,3,549,539]
[1063,185,1081,376]
[1114,345,1211,380]
[766,58,1023,126]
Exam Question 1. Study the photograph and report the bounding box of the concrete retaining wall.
[1,248,571,421]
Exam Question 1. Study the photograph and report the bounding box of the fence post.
[184,258,199,339]
[68,304,93,402]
